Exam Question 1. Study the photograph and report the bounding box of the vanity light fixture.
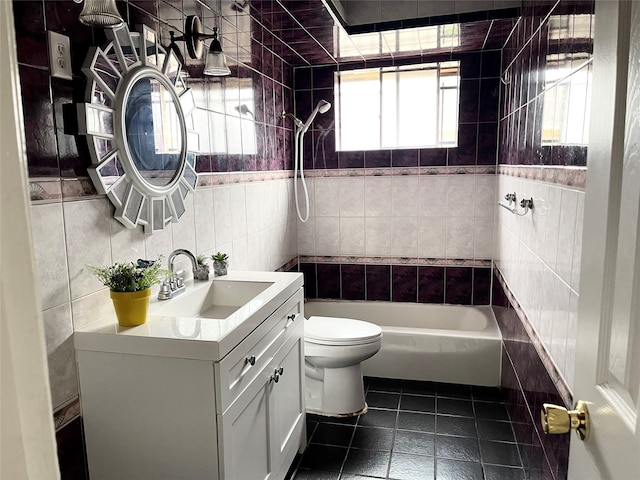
[203,28,231,76]
[166,31,186,67]
[74,0,124,28]
[176,15,231,77]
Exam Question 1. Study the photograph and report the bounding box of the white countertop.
[74,271,304,361]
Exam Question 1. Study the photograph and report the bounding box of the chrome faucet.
[168,249,209,281]
[158,249,209,300]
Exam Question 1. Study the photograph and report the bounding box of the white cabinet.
[219,325,305,480]
[76,287,305,480]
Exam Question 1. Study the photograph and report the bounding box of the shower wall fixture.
[499,193,534,216]
[282,100,332,222]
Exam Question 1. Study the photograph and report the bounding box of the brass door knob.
[541,400,590,440]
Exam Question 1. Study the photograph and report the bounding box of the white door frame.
[0,1,60,478]
[569,0,640,478]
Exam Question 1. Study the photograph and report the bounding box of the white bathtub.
[304,300,502,386]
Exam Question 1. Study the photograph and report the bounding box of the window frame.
[335,61,460,152]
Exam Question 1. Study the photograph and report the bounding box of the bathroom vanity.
[74,271,305,480]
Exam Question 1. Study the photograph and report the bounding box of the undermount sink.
[150,279,274,319]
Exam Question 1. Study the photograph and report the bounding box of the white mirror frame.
[78,23,198,234]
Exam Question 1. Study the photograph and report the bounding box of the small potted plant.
[211,252,229,276]
[196,254,210,278]
[87,258,168,327]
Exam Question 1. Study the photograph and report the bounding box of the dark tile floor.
[289,377,525,480]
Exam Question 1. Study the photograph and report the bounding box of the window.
[335,62,460,151]
[541,54,592,146]
[336,24,460,59]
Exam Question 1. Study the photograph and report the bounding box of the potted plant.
[196,254,210,278]
[211,252,229,276]
[87,258,168,327]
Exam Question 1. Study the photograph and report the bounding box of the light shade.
[78,0,124,27]
[203,34,231,76]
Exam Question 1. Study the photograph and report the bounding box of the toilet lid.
[305,316,382,345]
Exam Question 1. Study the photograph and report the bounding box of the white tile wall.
[495,174,585,389]
[418,216,446,258]
[42,303,76,409]
[194,189,216,253]
[340,177,365,217]
[30,178,297,409]
[63,199,112,300]
[30,203,70,310]
[365,217,391,256]
[109,216,146,264]
[298,174,496,260]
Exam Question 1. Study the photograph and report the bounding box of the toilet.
[304,316,383,416]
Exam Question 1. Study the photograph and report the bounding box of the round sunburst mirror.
[78,24,198,233]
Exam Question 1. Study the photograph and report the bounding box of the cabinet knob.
[270,367,284,383]
[245,355,256,366]
[287,314,296,322]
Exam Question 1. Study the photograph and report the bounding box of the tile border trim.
[276,256,299,273]
[29,170,296,204]
[53,396,81,432]
[306,165,497,177]
[494,266,573,407]
[497,165,586,190]
[299,255,492,267]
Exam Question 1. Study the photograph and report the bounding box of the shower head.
[301,100,332,134]
[317,99,331,114]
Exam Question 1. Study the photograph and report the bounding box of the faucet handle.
[158,280,172,300]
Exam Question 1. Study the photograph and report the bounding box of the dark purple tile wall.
[492,272,570,480]
[294,49,502,171]
[493,3,593,478]
[14,0,295,178]
[499,0,595,167]
[56,418,88,480]
[300,262,491,306]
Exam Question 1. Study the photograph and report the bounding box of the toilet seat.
[305,316,382,346]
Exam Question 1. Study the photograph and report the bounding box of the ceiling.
[241,0,518,66]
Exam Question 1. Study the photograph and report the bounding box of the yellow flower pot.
[110,288,151,327]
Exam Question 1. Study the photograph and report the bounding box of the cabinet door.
[219,365,273,480]
[269,323,305,478]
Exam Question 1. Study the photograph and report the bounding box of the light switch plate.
[48,31,73,80]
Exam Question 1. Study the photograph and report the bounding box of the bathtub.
[303,300,502,386]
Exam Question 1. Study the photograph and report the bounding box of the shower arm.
[281,111,303,128]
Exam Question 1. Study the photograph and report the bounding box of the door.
[269,325,306,478]
[0,1,60,477]
[569,0,640,478]
[219,363,273,480]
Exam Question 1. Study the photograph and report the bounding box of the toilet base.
[306,403,368,418]
[305,363,366,416]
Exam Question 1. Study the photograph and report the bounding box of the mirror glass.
[125,76,183,187]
